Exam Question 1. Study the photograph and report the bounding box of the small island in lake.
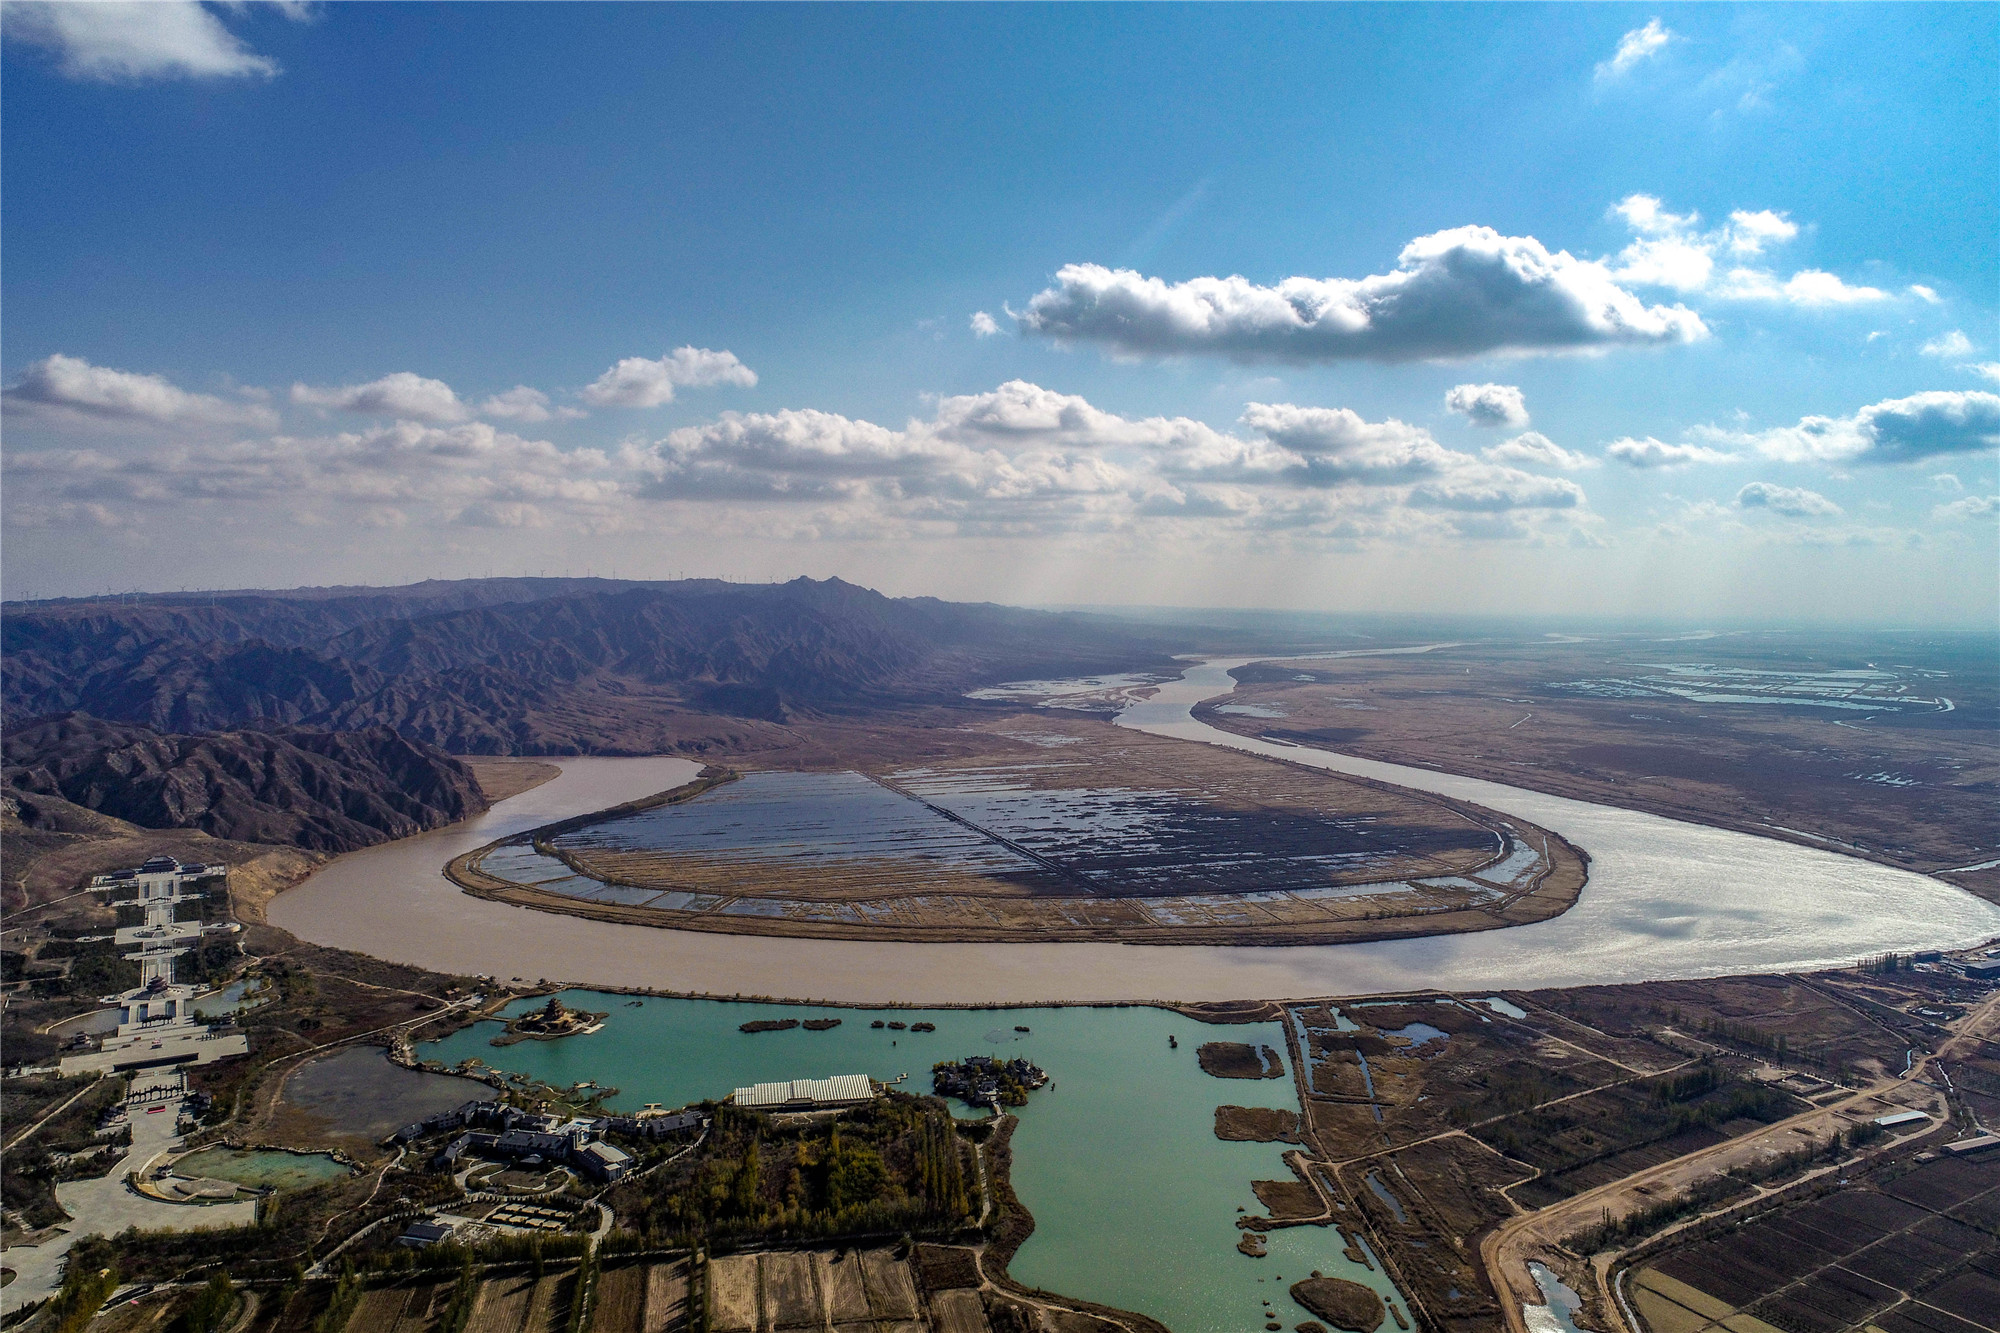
[1289,1277,1384,1332]
[492,994,607,1046]
[1214,1105,1301,1143]
[740,1018,800,1034]
[932,1054,1048,1109]
[1197,1041,1285,1079]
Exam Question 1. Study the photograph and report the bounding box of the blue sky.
[3,2,1995,624]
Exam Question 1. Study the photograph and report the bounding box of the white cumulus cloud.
[3,378,1614,548]
[291,372,470,424]
[1921,330,1975,359]
[1932,494,1997,522]
[630,387,1165,534]
[1770,270,1888,306]
[1608,195,1894,310]
[1016,226,1706,364]
[2,418,623,531]
[1,1,302,82]
[1713,267,1887,306]
[1610,235,1715,293]
[2,353,277,430]
[626,380,1587,542]
[969,311,1001,338]
[478,385,584,423]
[1483,432,1598,470]
[1175,403,1585,512]
[1736,481,1842,518]
[1612,195,1699,237]
[579,347,757,408]
[1596,18,1671,82]
[1445,383,1529,429]
[1709,390,2000,465]
[1606,436,1736,469]
[1724,209,1799,256]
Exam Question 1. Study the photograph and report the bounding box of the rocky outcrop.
[3,714,487,853]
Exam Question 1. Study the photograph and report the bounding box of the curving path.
[269,662,2000,1004]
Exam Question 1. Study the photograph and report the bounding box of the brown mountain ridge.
[2,576,1188,754]
[2,713,488,854]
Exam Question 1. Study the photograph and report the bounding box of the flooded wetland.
[465,714,1582,945]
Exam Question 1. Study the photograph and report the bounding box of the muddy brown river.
[268,660,2000,1001]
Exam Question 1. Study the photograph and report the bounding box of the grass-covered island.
[1197,1040,1285,1079]
[1290,1276,1385,1332]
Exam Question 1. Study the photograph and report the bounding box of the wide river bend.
[270,660,2000,1002]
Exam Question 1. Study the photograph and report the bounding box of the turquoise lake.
[174,1146,352,1191]
[423,992,1410,1332]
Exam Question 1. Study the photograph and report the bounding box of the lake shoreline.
[475,983,1439,1020]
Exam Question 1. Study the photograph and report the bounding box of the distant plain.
[1193,631,1999,902]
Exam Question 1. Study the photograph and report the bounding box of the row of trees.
[912,1110,971,1217]
[1569,1120,1879,1254]
[617,1097,979,1250]
[39,1265,234,1333]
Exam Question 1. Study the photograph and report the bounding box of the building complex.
[59,857,248,1076]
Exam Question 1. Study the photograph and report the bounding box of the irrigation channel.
[270,660,2000,1002]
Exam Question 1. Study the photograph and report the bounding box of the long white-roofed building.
[729,1074,877,1112]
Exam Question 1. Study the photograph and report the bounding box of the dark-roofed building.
[397,1219,456,1248]
[573,1140,633,1182]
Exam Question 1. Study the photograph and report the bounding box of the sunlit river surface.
[269,660,2000,1002]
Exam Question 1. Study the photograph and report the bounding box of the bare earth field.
[450,713,1586,946]
[360,1247,1141,1333]
[1627,1154,2000,1333]
[1246,962,2000,1333]
[1191,630,2000,903]
[463,758,565,804]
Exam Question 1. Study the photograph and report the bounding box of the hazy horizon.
[10,572,2000,641]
